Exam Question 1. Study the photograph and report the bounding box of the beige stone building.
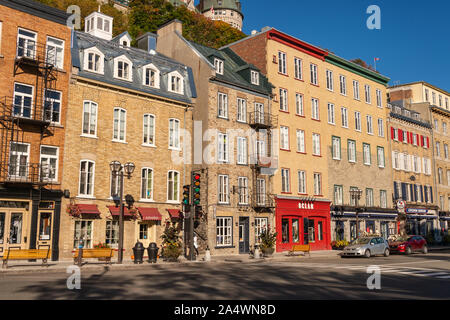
[59,12,196,260]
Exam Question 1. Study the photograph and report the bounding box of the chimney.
[136,32,158,55]
[84,11,113,41]
[157,19,183,38]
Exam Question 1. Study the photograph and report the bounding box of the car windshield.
[350,238,371,245]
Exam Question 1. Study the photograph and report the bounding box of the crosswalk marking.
[437,275,450,279]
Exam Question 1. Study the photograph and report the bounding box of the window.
[114,57,132,81]
[218,175,229,204]
[113,108,126,142]
[13,83,33,118]
[353,80,360,100]
[141,168,153,200]
[332,136,341,160]
[256,140,266,158]
[310,63,318,85]
[341,107,348,128]
[376,89,382,107]
[250,70,259,85]
[294,58,302,80]
[377,146,385,168]
[444,123,447,135]
[218,92,228,118]
[354,111,361,131]
[326,69,333,91]
[238,177,249,205]
[445,144,449,159]
[296,93,304,116]
[364,85,371,104]
[311,98,319,120]
[412,134,418,146]
[143,114,155,146]
[296,129,305,153]
[439,95,443,107]
[216,217,232,246]
[46,36,64,69]
[218,133,229,162]
[169,71,183,94]
[85,48,103,73]
[278,51,286,74]
[281,169,290,193]
[143,65,160,88]
[254,103,265,124]
[313,173,322,195]
[366,188,374,207]
[339,75,347,95]
[279,88,288,111]
[348,140,356,163]
[43,89,61,123]
[214,58,224,75]
[82,101,97,137]
[79,160,95,197]
[446,98,449,109]
[438,168,443,184]
[255,218,268,243]
[280,126,289,150]
[425,89,429,102]
[298,170,306,194]
[73,221,92,249]
[38,212,52,241]
[237,137,247,165]
[434,119,439,131]
[9,142,29,178]
[237,98,247,122]
[327,103,335,124]
[40,146,58,182]
[436,142,441,157]
[17,28,36,59]
[378,118,384,137]
[312,133,321,156]
[432,92,436,105]
[363,143,371,165]
[105,221,119,248]
[366,115,373,134]
[169,118,180,149]
[334,185,343,205]
[167,170,179,202]
[256,179,266,205]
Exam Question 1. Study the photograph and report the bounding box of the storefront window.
[9,213,23,244]
[366,220,375,234]
[0,213,4,244]
[350,221,357,241]
[139,223,148,240]
[73,220,93,249]
[427,221,433,236]
[216,217,232,246]
[39,212,52,240]
[255,218,267,243]
[318,221,323,241]
[281,219,289,243]
[335,220,345,241]
[308,219,315,243]
[106,220,119,248]
[292,219,299,243]
[381,222,389,239]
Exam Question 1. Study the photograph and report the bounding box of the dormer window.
[84,11,113,41]
[122,41,128,47]
[168,71,184,94]
[404,110,410,117]
[251,70,259,85]
[143,64,160,88]
[114,55,132,81]
[84,47,104,74]
[214,58,224,75]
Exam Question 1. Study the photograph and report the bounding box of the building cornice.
[388,81,449,97]
[389,112,432,129]
[0,0,70,25]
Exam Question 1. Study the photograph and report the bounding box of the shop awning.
[332,212,398,219]
[137,207,162,221]
[407,215,439,220]
[167,209,181,218]
[77,204,101,215]
[107,205,133,217]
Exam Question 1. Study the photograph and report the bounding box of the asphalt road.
[0,250,449,300]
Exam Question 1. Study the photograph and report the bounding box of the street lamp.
[350,188,363,239]
[110,160,135,264]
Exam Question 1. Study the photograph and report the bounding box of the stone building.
[198,0,244,31]
[0,0,72,260]
[58,11,196,260]
[157,20,274,256]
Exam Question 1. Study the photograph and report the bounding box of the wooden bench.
[2,248,51,269]
[73,248,114,265]
[287,244,311,257]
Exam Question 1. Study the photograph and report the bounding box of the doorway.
[0,209,29,253]
[137,221,156,248]
[238,217,249,254]
[36,211,53,251]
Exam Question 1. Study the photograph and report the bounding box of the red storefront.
[275,197,331,251]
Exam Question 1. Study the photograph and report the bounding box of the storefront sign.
[298,202,314,210]
[406,208,428,214]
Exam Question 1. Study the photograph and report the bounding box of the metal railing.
[0,96,53,125]
[16,41,60,69]
[249,154,278,169]
[0,162,54,185]
[248,112,276,128]
[252,193,275,209]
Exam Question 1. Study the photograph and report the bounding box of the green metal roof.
[198,0,242,14]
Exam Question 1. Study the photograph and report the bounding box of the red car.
[389,235,428,255]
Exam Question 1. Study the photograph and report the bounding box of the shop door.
[137,221,156,248]
[307,218,327,251]
[239,217,249,254]
[0,210,28,253]
[36,211,53,251]
[278,216,304,252]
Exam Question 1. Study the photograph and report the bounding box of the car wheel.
[384,249,390,257]
[364,249,371,258]
[405,246,412,255]
[422,246,428,254]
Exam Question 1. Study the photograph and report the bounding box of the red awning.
[167,209,181,218]
[77,204,100,215]
[107,205,133,217]
[137,207,162,221]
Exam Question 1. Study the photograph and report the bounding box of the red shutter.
[391,127,395,140]
[421,135,424,147]
[399,129,403,141]
[427,137,430,148]
[409,132,413,144]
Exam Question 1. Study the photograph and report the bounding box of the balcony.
[249,154,278,175]
[0,162,55,186]
[15,40,60,71]
[252,193,275,210]
[248,112,277,129]
[0,96,54,127]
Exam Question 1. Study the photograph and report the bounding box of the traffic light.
[192,172,201,206]
[183,185,190,206]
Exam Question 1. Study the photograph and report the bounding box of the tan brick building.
[157,20,275,256]
[0,0,71,260]
[58,12,196,260]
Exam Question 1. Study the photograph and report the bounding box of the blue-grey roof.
[71,31,196,104]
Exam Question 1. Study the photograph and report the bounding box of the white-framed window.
[237,98,247,122]
[214,58,224,75]
[218,175,229,204]
[434,119,439,131]
[216,217,232,246]
[366,115,373,134]
[438,168,443,184]
[355,111,361,131]
[436,142,441,157]
[332,136,341,160]
[327,103,335,124]
[79,160,95,197]
[113,108,126,142]
[167,170,180,202]
[238,177,249,205]
[312,133,321,156]
[84,47,104,74]
[376,89,382,107]
[279,88,288,111]
[281,168,290,193]
[310,63,318,85]
[296,93,304,116]
[366,188,374,207]
[143,64,160,88]
[114,56,132,81]
[250,70,259,85]
[278,51,287,74]
[169,118,180,150]
[311,98,319,120]
[143,114,155,146]
[363,143,371,165]
[439,95,443,107]
[13,83,33,118]
[298,170,306,194]
[377,146,385,168]
[43,89,61,123]
[256,140,266,158]
[334,185,343,205]
[105,220,119,249]
[17,28,36,59]
[218,132,229,162]
[364,85,371,104]
[46,36,64,69]
[432,92,436,105]
[425,89,429,102]
[256,178,266,205]
[339,75,347,95]
[141,168,154,200]
[378,118,384,137]
[313,173,322,195]
[9,142,29,178]
[40,145,58,182]
[73,221,93,249]
[82,101,97,137]
[341,107,348,128]
[294,57,302,80]
[444,123,447,135]
[445,144,449,159]
[280,126,289,150]
[168,71,184,94]
[237,137,247,165]
[392,151,399,170]
[297,129,305,153]
[380,190,387,208]
[413,156,420,173]
[218,92,228,118]
[326,69,333,91]
[413,134,418,146]
[353,80,360,100]
[348,140,356,163]
[393,128,399,141]
[255,217,268,243]
[254,102,264,124]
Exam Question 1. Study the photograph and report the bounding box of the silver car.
[341,237,390,258]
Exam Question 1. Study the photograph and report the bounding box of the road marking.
[436,275,450,279]
[419,272,449,277]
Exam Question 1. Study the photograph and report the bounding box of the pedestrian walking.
[193,232,199,256]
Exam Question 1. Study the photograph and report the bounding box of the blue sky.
[234,0,450,91]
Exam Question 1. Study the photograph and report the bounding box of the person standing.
[193,232,199,256]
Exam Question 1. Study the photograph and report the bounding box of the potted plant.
[259,227,277,257]
[93,242,110,261]
[160,219,182,262]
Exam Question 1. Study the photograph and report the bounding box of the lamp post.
[350,188,363,239]
[110,160,135,264]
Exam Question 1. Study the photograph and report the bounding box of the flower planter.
[261,247,274,257]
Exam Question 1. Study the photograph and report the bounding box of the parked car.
[389,235,428,255]
[341,237,390,258]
